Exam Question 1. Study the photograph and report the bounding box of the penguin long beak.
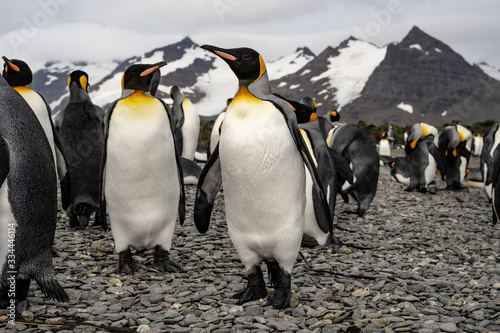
[140,61,167,77]
[2,56,20,72]
[201,45,237,62]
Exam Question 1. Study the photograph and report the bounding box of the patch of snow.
[441,110,448,117]
[45,75,58,86]
[409,44,422,51]
[277,81,287,88]
[310,39,387,109]
[435,48,442,53]
[267,49,314,80]
[290,84,300,89]
[477,63,500,82]
[397,102,413,114]
[301,69,311,76]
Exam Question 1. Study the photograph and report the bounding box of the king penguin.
[0,76,69,309]
[100,62,185,274]
[378,131,392,165]
[326,123,379,217]
[2,56,70,204]
[194,45,332,309]
[438,124,472,190]
[54,70,105,230]
[404,122,444,193]
[170,86,200,161]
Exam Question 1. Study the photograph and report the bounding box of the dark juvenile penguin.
[0,76,69,309]
[195,45,332,309]
[54,70,105,230]
[100,62,185,274]
[326,123,379,217]
[2,56,70,204]
[404,123,443,193]
[480,123,500,201]
[438,124,472,190]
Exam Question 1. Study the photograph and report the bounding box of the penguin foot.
[93,210,108,231]
[266,268,291,309]
[117,249,137,275]
[69,214,78,228]
[233,265,267,304]
[153,246,182,273]
[78,214,90,229]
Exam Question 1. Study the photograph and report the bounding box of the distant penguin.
[195,45,332,309]
[378,131,392,161]
[473,134,483,157]
[100,62,185,274]
[386,124,396,148]
[384,156,411,186]
[404,123,443,193]
[0,76,69,308]
[480,123,500,201]
[170,86,200,161]
[329,110,340,123]
[438,124,472,190]
[326,123,379,217]
[54,70,106,230]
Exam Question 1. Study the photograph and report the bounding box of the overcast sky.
[1,0,499,70]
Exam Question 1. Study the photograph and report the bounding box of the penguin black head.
[170,85,181,99]
[201,45,265,87]
[2,56,33,86]
[68,70,89,92]
[299,97,317,112]
[330,110,340,122]
[122,61,167,92]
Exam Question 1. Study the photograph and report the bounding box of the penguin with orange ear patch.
[195,45,332,309]
[438,124,472,190]
[100,62,185,274]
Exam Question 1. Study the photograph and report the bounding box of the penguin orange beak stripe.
[282,100,296,111]
[214,50,237,61]
[309,113,317,122]
[140,65,159,77]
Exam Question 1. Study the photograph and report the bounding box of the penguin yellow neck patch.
[114,91,164,120]
[13,86,32,93]
[232,87,261,104]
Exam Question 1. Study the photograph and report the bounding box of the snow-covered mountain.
[28,28,500,126]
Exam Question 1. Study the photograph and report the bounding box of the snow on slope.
[267,48,314,81]
[192,55,238,117]
[311,39,387,109]
[477,62,500,82]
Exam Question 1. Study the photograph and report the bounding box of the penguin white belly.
[424,154,437,186]
[105,99,179,253]
[378,139,391,157]
[15,88,57,166]
[180,99,200,160]
[459,156,467,184]
[395,173,410,186]
[220,99,305,273]
[0,184,16,276]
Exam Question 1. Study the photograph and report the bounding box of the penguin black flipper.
[170,87,185,156]
[329,149,354,185]
[266,97,333,234]
[194,143,222,233]
[158,98,185,225]
[427,138,445,175]
[0,137,9,186]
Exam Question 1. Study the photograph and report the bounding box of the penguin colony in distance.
[54,70,106,230]
[100,62,185,274]
[194,45,332,309]
[0,76,69,308]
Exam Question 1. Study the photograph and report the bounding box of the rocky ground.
[1,151,500,333]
